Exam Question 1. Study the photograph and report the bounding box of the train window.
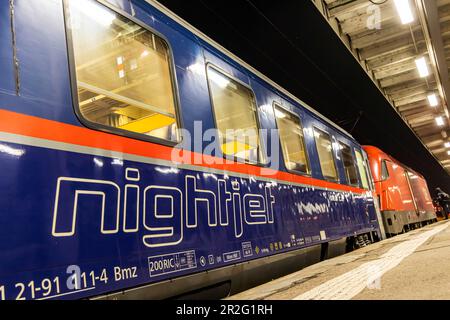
[273,105,310,174]
[381,160,389,180]
[355,149,370,189]
[313,128,338,181]
[65,0,179,142]
[339,142,359,186]
[207,66,264,163]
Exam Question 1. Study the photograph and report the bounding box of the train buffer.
[228,221,450,300]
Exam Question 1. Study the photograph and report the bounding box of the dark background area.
[158,0,450,192]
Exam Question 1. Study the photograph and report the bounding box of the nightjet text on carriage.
[51,168,276,247]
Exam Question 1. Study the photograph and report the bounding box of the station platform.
[228,221,450,300]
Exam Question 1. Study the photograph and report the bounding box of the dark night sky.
[158,0,450,192]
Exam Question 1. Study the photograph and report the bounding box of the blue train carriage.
[0,0,382,300]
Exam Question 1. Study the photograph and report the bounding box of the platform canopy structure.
[157,0,450,190]
[320,0,450,173]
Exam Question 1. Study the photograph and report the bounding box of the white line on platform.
[294,223,450,300]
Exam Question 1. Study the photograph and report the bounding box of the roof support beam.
[387,81,436,100]
[359,32,425,60]
[380,69,421,87]
[367,44,427,70]
[352,24,422,49]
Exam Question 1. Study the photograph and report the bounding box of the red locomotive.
[363,146,437,236]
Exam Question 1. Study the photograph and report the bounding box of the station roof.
[323,0,450,177]
[156,0,450,190]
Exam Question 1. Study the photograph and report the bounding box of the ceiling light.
[445,142,450,148]
[415,57,429,78]
[436,116,445,126]
[394,0,414,24]
[427,94,439,107]
[447,150,450,156]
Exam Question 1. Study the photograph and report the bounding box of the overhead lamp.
[445,142,450,148]
[436,116,445,126]
[415,57,429,78]
[447,150,450,156]
[427,93,439,107]
[394,0,414,24]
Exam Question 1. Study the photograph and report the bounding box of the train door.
[361,149,383,230]
[406,171,435,221]
[354,148,379,226]
[407,172,425,213]
[380,161,409,211]
[378,159,390,209]
[404,170,419,210]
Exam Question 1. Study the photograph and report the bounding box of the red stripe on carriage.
[0,110,368,194]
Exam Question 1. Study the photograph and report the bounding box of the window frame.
[312,127,339,182]
[353,147,371,190]
[272,102,311,176]
[338,141,360,187]
[62,0,183,147]
[380,159,390,181]
[205,63,267,166]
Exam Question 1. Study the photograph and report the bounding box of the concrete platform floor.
[228,221,450,300]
